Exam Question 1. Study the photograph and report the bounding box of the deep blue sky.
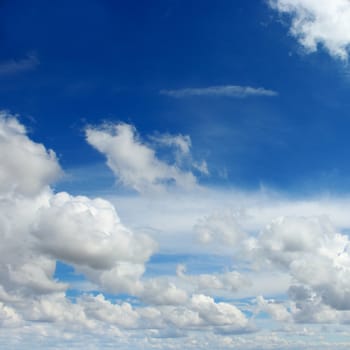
[1,0,350,194]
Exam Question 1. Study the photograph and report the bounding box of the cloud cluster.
[245,215,350,323]
[4,112,350,349]
[0,113,156,300]
[0,113,256,349]
[269,0,350,60]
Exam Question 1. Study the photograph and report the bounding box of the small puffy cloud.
[269,0,350,60]
[255,296,292,322]
[160,85,278,98]
[81,294,139,329]
[190,294,249,329]
[141,279,188,305]
[86,123,198,193]
[177,264,251,293]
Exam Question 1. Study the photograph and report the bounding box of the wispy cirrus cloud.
[160,85,278,98]
[0,53,39,76]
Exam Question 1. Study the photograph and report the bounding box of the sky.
[3,0,350,349]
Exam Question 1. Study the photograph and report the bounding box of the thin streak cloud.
[0,53,39,76]
[160,85,278,98]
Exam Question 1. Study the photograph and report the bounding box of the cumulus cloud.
[0,112,156,300]
[177,264,251,294]
[140,279,188,305]
[247,215,350,323]
[0,112,255,347]
[5,111,350,348]
[255,296,292,322]
[269,0,350,60]
[160,85,278,98]
[86,123,198,193]
[0,112,61,196]
[33,192,155,270]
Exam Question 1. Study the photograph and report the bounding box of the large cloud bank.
[2,112,350,349]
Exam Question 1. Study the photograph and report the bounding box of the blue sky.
[3,1,350,349]
[3,0,350,193]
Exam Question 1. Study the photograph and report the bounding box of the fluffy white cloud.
[0,113,156,299]
[86,123,198,193]
[177,264,251,294]
[269,0,350,60]
[255,296,292,322]
[190,294,248,329]
[141,279,188,305]
[33,192,155,269]
[5,111,350,348]
[248,215,350,323]
[0,113,61,196]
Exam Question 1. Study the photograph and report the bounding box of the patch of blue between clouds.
[145,253,234,277]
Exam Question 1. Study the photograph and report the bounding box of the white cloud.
[33,192,155,270]
[0,113,61,196]
[248,215,350,322]
[160,85,278,98]
[0,53,39,76]
[5,111,350,348]
[151,133,192,155]
[0,112,156,299]
[269,0,350,60]
[150,132,209,175]
[255,296,292,322]
[189,294,249,330]
[194,211,247,246]
[140,279,188,305]
[86,123,198,193]
[177,264,251,294]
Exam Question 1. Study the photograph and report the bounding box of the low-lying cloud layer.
[2,112,350,349]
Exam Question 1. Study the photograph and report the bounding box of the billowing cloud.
[4,111,350,349]
[86,123,198,193]
[269,0,350,60]
[0,113,156,300]
[160,85,278,98]
[248,216,350,322]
